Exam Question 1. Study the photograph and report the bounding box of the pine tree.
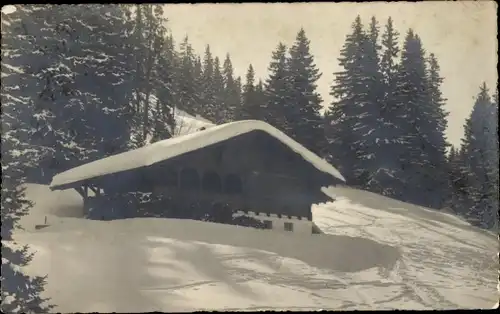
[200,44,215,120]
[380,17,400,108]
[152,32,178,142]
[326,16,374,184]
[447,145,471,215]
[287,28,324,155]
[12,5,136,180]
[126,4,169,147]
[391,30,437,207]
[263,43,291,130]
[255,79,265,116]
[354,17,385,186]
[222,54,240,123]
[238,64,259,120]
[234,75,243,117]
[211,56,225,124]
[461,83,498,228]
[177,36,198,115]
[425,52,451,208]
[1,6,54,312]
[365,16,403,195]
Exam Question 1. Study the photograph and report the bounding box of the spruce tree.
[447,145,471,215]
[425,52,451,208]
[380,17,400,108]
[152,32,178,142]
[461,83,498,228]
[354,16,385,186]
[1,6,54,312]
[9,5,136,180]
[211,56,226,124]
[200,45,215,120]
[255,79,265,117]
[391,30,445,208]
[326,16,374,184]
[222,54,240,123]
[238,64,259,120]
[177,36,198,115]
[287,28,324,155]
[126,4,169,147]
[366,16,403,195]
[263,43,291,130]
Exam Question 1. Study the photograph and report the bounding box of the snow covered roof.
[50,120,345,190]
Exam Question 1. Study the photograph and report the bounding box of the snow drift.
[10,184,499,312]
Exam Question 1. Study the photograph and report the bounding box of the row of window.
[241,209,309,221]
[147,167,243,195]
[263,220,294,232]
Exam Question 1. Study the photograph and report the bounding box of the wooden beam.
[74,186,85,198]
[82,184,88,198]
[88,185,101,197]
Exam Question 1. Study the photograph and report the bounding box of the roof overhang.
[50,120,346,191]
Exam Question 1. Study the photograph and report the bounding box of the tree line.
[1,5,497,311]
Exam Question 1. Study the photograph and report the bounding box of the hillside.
[10,184,498,312]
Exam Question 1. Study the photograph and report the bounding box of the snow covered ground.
[11,184,498,312]
[173,107,214,137]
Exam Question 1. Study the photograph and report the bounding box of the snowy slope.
[173,107,214,137]
[11,184,499,312]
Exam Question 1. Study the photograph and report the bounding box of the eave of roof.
[50,120,345,190]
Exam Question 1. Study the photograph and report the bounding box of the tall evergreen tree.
[380,17,400,108]
[263,43,291,130]
[425,52,451,207]
[222,54,240,123]
[447,145,471,215]
[287,28,324,155]
[12,4,136,181]
[1,6,54,312]
[126,4,169,147]
[391,30,449,208]
[365,16,403,195]
[234,75,243,117]
[211,56,226,124]
[326,16,375,184]
[354,16,385,186]
[238,64,259,120]
[461,83,498,228]
[255,79,265,117]
[200,44,215,120]
[152,32,178,143]
[177,36,198,115]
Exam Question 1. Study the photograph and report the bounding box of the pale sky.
[164,2,498,147]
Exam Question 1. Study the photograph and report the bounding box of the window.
[179,168,200,190]
[284,222,293,232]
[202,171,222,193]
[224,174,243,194]
[264,220,273,229]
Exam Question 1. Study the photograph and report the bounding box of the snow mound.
[10,184,498,311]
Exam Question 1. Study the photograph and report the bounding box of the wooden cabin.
[49,120,345,234]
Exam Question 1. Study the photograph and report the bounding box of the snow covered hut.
[49,120,345,234]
